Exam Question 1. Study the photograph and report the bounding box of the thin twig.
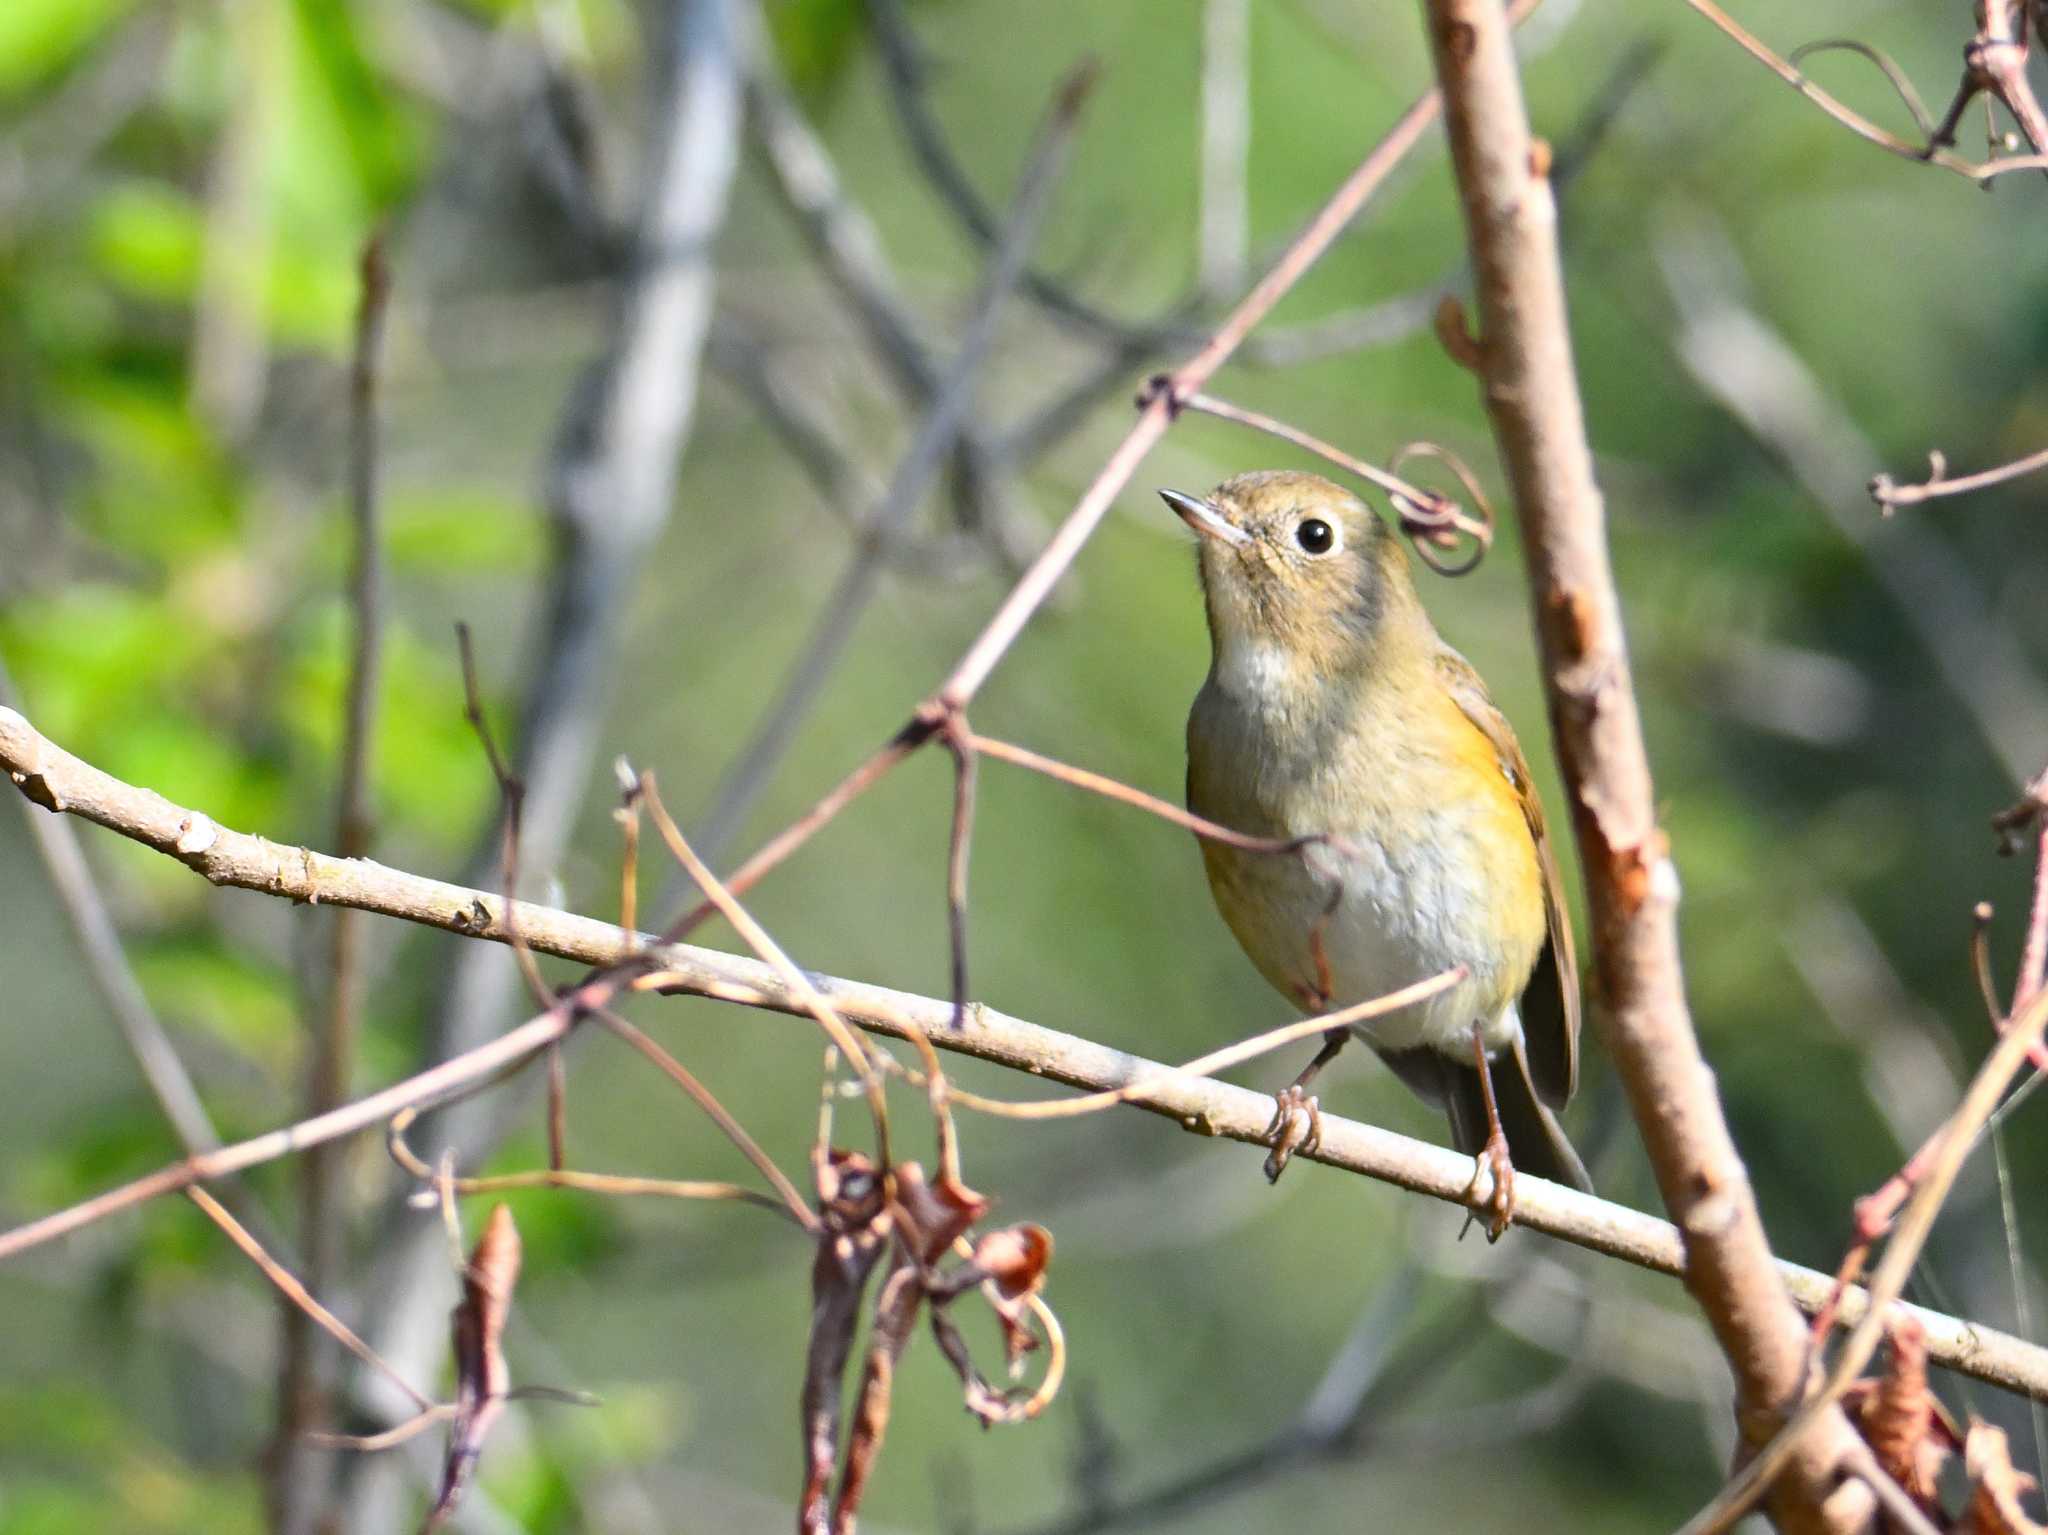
[284,228,394,1490]
[592,1009,818,1230]
[1784,38,1938,140]
[190,1185,434,1415]
[1682,0,1991,178]
[639,775,894,1163]
[1975,902,2009,1024]
[933,0,1547,712]
[934,970,1465,1121]
[455,621,550,1011]
[693,58,1093,867]
[1871,443,2048,511]
[307,1406,455,1454]
[386,1103,803,1226]
[943,725,978,1032]
[964,731,1314,854]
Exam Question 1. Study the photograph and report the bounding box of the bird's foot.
[1263,1086,1322,1183]
[1462,1128,1516,1242]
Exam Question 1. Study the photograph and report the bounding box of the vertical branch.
[275,229,393,1534]
[2010,777,2048,1014]
[1416,2,1873,1529]
[943,728,978,1031]
[420,0,743,1102]
[345,2,744,1526]
[1198,0,1252,295]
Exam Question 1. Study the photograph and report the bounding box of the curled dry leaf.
[971,1223,1053,1373]
[928,1304,1017,1425]
[889,1160,989,1265]
[801,1149,891,1535]
[1847,1316,1952,1513]
[832,1260,924,1535]
[425,1202,522,1534]
[797,1145,1061,1527]
[1962,1420,2048,1535]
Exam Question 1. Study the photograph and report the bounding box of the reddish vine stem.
[1168,387,1496,573]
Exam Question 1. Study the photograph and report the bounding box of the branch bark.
[4,702,2047,1405]
[1419,2,1875,1528]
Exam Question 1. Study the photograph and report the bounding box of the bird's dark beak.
[1158,488,1249,547]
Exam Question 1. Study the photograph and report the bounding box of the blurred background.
[5,0,2048,1529]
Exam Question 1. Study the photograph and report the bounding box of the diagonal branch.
[931,0,1545,715]
[694,58,1092,866]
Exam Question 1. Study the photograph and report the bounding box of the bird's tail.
[1439,1037,1593,1194]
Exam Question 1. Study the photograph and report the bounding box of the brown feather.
[1433,645,1581,1109]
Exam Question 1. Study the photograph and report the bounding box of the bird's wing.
[1434,645,1579,1107]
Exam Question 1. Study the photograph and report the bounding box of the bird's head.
[1160,470,1420,694]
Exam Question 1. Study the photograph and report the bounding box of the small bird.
[1163,470,1590,1236]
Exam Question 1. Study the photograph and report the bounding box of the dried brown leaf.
[1853,1317,1948,1512]
[972,1223,1053,1372]
[1962,1420,2048,1535]
[425,1203,522,1534]
[890,1160,988,1266]
[801,1149,891,1535]
[832,1260,925,1535]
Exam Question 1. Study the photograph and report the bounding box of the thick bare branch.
[1419,1,1874,1528]
[3,703,2046,1403]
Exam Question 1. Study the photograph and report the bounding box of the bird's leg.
[1265,903,1344,1182]
[1464,1021,1515,1241]
[1305,901,1338,1008]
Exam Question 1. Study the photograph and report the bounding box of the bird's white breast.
[1187,667,1537,1063]
[1208,804,1525,1058]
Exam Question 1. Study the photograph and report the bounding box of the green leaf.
[0,0,139,97]
[766,0,869,98]
[87,180,205,305]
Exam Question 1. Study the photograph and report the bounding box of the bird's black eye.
[1295,517,1335,555]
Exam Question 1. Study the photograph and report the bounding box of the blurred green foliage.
[5,0,2048,1531]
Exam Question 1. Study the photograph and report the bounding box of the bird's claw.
[1462,1128,1516,1242]
[1263,1086,1322,1183]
